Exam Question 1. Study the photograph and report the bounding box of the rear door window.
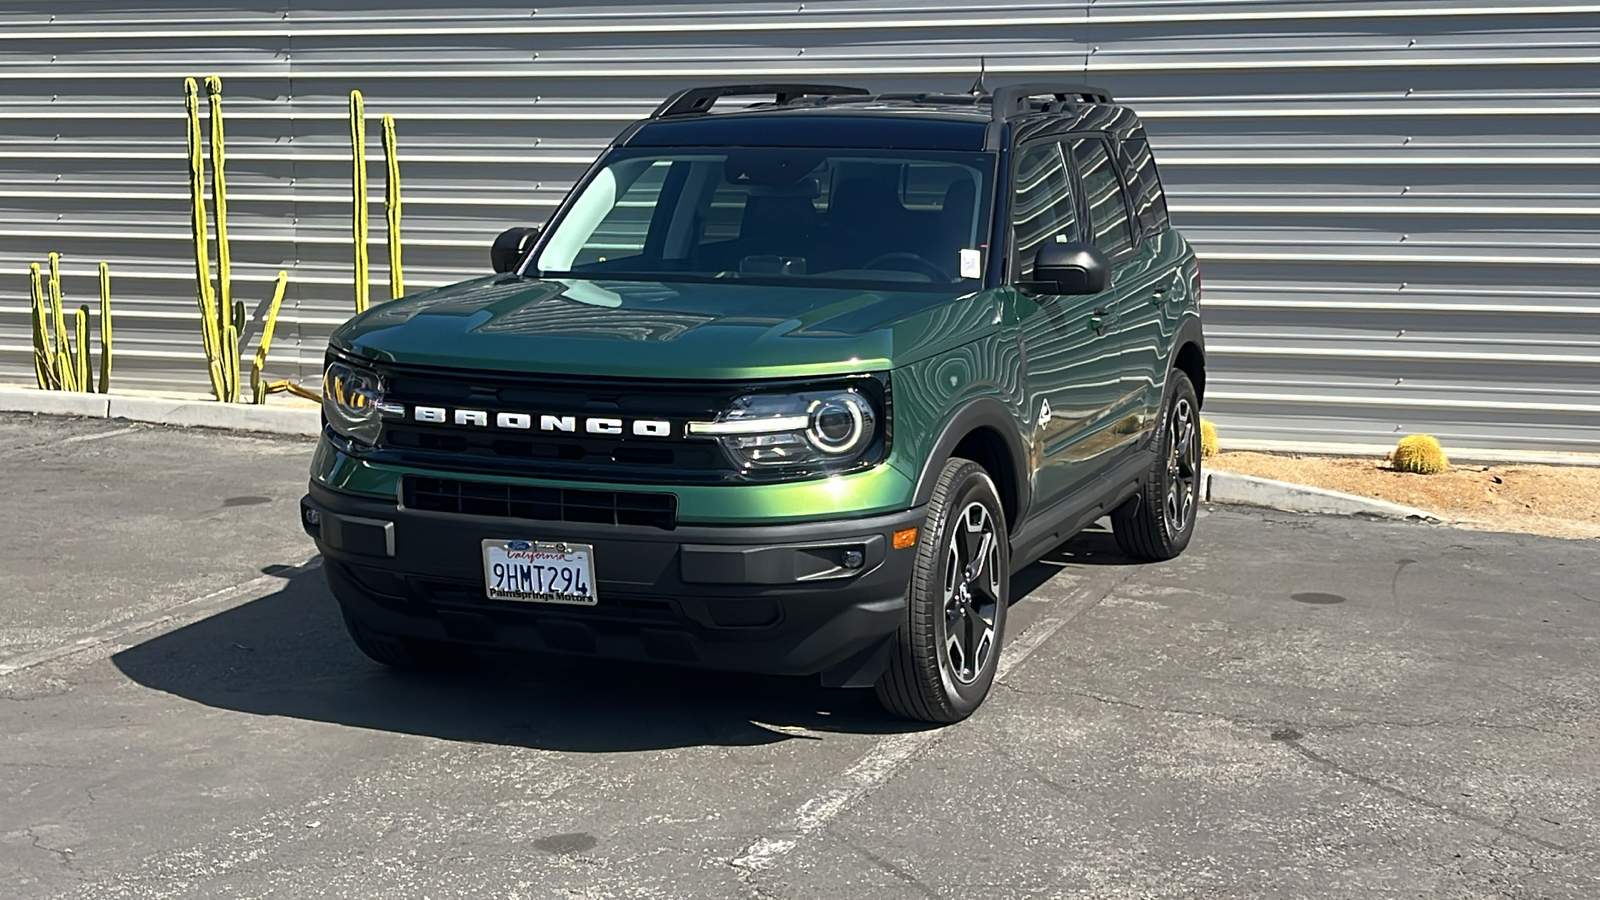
[1068,137,1135,258]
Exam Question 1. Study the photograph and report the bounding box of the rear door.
[1010,139,1125,514]
[1117,131,1183,434]
[1066,135,1154,450]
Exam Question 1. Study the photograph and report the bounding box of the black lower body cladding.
[302,483,923,684]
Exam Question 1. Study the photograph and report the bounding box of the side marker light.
[893,527,918,550]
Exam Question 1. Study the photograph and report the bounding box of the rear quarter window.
[1118,135,1171,234]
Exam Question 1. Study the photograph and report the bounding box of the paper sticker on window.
[959,248,982,280]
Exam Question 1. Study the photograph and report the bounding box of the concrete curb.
[1206,470,1443,523]
[0,386,319,437]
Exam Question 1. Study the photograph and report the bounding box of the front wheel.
[876,457,1010,723]
[1111,369,1202,561]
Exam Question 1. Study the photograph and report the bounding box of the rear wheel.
[1111,369,1201,561]
[876,457,1010,723]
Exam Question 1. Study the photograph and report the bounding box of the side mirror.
[491,226,541,274]
[1030,241,1110,295]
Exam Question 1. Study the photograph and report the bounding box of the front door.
[1010,140,1125,516]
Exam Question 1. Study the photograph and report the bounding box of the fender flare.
[1166,315,1207,404]
[910,397,1032,522]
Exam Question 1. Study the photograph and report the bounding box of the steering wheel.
[861,252,951,283]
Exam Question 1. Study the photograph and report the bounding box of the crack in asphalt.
[857,848,942,899]
[999,684,1585,740]
[995,682,1588,860]
[26,825,82,875]
[1276,736,1578,857]
[22,790,97,882]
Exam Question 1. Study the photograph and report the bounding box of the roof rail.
[652,83,870,119]
[989,83,1114,121]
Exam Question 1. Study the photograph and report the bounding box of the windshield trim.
[536,270,979,295]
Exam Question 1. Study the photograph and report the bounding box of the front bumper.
[302,482,923,684]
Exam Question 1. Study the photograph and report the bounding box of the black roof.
[617,83,1135,152]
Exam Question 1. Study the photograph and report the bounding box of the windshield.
[530,147,995,292]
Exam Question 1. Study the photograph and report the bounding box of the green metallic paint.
[310,441,917,525]
[887,322,1026,490]
[313,217,1195,531]
[331,275,1004,381]
[1119,230,1199,434]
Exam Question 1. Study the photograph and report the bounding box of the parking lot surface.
[2,413,1597,899]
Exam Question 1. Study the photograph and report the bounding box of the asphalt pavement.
[2,412,1597,899]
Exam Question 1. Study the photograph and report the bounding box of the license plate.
[481,539,598,605]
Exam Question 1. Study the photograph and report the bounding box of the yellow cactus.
[250,270,290,404]
[206,76,233,336]
[74,307,90,392]
[182,75,252,401]
[185,77,226,401]
[263,379,322,402]
[48,253,74,391]
[382,113,403,300]
[98,263,112,393]
[1393,434,1449,475]
[351,89,370,314]
[29,262,53,389]
[224,320,240,402]
[1200,419,1219,459]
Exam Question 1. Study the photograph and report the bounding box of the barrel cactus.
[1199,419,1219,459]
[1392,435,1449,475]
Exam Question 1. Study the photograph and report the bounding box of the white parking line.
[0,422,143,458]
[731,570,1126,872]
[59,424,145,444]
[0,557,321,679]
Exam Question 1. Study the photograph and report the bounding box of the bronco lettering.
[405,404,674,438]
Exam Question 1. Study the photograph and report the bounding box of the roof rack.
[652,83,870,119]
[989,83,1115,120]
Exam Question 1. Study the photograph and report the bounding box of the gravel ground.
[1209,451,1600,540]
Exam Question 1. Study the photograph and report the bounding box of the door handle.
[1090,306,1112,332]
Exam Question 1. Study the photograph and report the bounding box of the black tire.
[876,457,1010,724]
[340,609,467,671]
[1111,369,1202,561]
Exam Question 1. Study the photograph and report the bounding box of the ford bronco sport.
[302,82,1205,723]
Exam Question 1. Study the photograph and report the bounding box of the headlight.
[322,360,384,445]
[690,389,881,471]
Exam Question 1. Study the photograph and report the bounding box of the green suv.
[302,82,1205,722]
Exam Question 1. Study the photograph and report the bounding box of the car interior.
[550,152,988,287]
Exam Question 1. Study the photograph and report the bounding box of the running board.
[1007,449,1153,574]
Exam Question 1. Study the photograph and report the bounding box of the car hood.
[331,275,1000,379]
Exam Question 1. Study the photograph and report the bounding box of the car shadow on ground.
[111,531,1127,753]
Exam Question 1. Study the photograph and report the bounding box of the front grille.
[369,364,739,482]
[404,476,677,530]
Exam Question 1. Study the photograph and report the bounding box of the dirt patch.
[1208,451,1600,541]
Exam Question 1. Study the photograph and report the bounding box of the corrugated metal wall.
[2,1,1596,453]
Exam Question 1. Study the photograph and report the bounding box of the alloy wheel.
[1164,397,1200,534]
[943,501,1003,685]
